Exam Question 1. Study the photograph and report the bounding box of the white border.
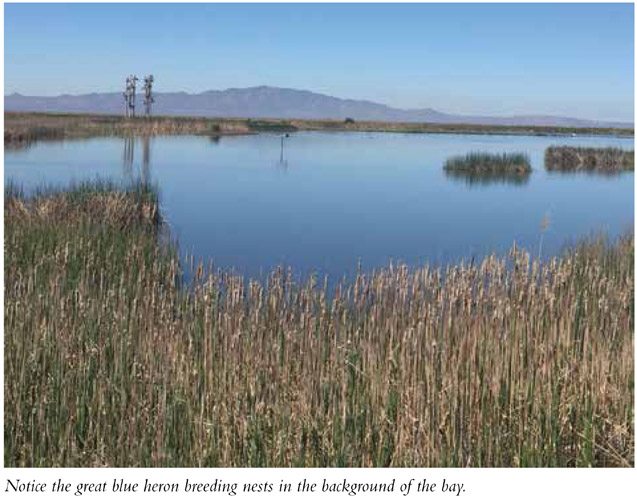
[1,2,635,499]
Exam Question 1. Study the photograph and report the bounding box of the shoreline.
[5,111,634,148]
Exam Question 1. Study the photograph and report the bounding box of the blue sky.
[4,3,634,121]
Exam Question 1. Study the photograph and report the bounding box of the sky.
[3,2,635,122]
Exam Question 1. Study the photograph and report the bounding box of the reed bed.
[545,146,634,173]
[5,182,634,467]
[5,112,634,150]
[444,152,532,175]
[3,113,252,148]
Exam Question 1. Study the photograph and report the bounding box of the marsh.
[5,131,633,280]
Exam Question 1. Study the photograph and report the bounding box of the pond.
[4,132,634,281]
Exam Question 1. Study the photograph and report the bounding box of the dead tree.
[123,76,131,118]
[129,75,139,117]
[143,75,154,118]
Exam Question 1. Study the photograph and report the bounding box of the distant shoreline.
[4,111,634,148]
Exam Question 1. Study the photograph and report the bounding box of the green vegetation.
[5,112,634,149]
[545,146,635,173]
[245,119,298,133]
[444,152,532,175]
[5,182,634,467]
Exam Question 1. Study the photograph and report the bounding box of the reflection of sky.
[5,132,634,281]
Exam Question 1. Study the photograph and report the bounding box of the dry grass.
[444,152,532,173]
[545,146,634,173]
[3,112,252,148]
[5,112,634,149]
[286,118,634,138]
[4,183,634,467]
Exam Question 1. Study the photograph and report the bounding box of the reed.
[5,112,634,150]
[5,182,634,467]
[545,146,634,173]
[444,152,532,174]
[3,112,253,148]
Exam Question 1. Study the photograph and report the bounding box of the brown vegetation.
[3,112,253,148]
[5,182,634,467]
[545,146,634,173]
[5,112,634,149]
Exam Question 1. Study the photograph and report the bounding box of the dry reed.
[545,146,634,173]
[5,112,634,150]
[4,183,634,467]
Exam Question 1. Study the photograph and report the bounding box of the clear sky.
[4,2,634,121]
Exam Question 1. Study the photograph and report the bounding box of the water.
[5,132,634,281]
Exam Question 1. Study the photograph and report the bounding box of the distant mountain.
[4,86,632,128]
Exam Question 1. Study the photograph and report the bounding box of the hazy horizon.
[4,84,634,124]
[4,3,634,122]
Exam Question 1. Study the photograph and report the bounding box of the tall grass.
[3,113,253,148]
[545,146,634,173]
[444,152,532,174]
[5,112,634,150]
[5,183,634,467]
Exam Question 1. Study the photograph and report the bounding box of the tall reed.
[545,146,634,173]
[5,183,634,467]
[444,152,532,174]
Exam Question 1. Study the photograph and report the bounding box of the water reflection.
[5,132,633,281]
[443,169,531,187]
[122,136,135,176]
[545,170,633,179]
[142,135,151,184]
[279,134,291,170]
[122,135,152,184]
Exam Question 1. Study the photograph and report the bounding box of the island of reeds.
[545,146,635,173]
[443,152,533,186]
[444,152,532,174]
[5,181,634,467]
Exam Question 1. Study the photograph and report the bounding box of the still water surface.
[5,132,634,280]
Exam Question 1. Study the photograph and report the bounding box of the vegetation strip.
[5,112,634,148]
[5,182,634,467]
[545,146,635,173]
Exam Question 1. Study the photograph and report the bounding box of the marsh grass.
[5,112,634,150]
[3,113,253,148]
[4,182,634,467]
[545,146,634,173]
[444,152,532,174]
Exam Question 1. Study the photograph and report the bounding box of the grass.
[5,112,634,148]
[443,152,532,175]
[545,146,635,173]
[4,182,634,467]
[3,112,254,148]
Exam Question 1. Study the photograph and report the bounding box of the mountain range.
[4,86,632,128]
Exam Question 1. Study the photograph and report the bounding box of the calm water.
[5,132,634,280]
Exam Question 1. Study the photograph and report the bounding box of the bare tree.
[143,75,154,118]
[123,76,131,118]
[129,75,139,117]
